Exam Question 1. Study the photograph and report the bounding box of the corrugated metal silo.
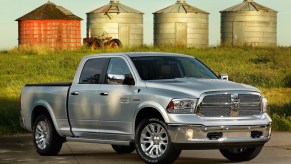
[153,0,209,48]
[220,0,278,46]
[86,0,143,47]
[16,1,82,50]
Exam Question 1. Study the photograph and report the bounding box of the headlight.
[262,97,268,112]
[166,99,198,114]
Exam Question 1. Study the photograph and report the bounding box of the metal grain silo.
[220,0,278,46]
[86,0,143,47]
[15,1,82,50]
[153,0,209,48]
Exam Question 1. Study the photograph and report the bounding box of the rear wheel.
[109,39,122,48]
[112,142,135,153]
[219,146,263,162]
[135,117,181,164]
[33,114,65,156]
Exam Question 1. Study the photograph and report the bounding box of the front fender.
[135,101,170,123]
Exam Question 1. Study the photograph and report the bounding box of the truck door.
[98,57,136,139]
[68,57,108,138]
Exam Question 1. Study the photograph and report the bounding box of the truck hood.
[145,78,260,98]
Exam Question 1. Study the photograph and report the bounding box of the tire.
[109,39,122,48]
[219,146,263,162]
[91,39,102,49]
[112,142,135,153]
[32,114,65,156]
[135,117,181,164]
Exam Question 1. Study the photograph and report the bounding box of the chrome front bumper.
[168,124,271,149]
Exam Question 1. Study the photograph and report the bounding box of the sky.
[0,0,291,50]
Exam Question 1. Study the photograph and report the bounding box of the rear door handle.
[100,92,109,96]
[71,91,79,95]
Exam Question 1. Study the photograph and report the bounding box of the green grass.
[0,45,290,135]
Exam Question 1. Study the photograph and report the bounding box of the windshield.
[131,56,218,80]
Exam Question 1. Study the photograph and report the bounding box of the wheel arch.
[31,101,62,136]
[134,101,170,132]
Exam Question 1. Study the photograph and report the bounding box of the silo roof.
[154,0,208,14]
[221,0,277,12]
[16,1,82,21]
[87,0,143,14]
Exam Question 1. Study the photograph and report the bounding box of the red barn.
[16,2,82,50]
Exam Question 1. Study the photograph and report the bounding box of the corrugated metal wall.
[221,12,277,46]
[18,20,81,49]
[86,13,143,47]
[153,1,209,48]
[154,13,209,48]
[220,0,277,46]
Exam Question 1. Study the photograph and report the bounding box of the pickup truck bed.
[21,82,73,137]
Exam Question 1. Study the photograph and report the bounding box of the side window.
[107,58,131,75]
[106,58,132,85]
[79,58,107,84]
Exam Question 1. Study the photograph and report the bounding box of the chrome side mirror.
[107,74,125,85]
[219,74,229,81]
[107,74,135,85]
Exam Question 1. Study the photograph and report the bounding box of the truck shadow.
[176,157,230,164]
[58,152,230,164]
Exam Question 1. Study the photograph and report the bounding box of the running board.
[66,137,131,146]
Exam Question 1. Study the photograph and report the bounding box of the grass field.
[0,46,290,135]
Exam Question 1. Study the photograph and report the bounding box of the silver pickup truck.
[20,52,271,163]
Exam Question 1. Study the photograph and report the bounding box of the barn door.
[233,22,244,46]
[119,24,130,47]
[175,23,187,46]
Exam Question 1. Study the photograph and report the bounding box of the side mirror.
[107,74,135,85]
[219,74,229,81]
[107,74,125,85]
[124,74,135,85]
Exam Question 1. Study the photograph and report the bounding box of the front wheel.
[219,146,263,162]
[33,114,65,156]
[135,117,181,164]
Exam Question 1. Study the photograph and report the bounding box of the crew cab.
[20,52,271,163]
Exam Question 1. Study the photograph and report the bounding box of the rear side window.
[107,58,131,75]
[79,58,107,84]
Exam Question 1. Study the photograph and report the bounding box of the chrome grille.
[202,94,231,103]
[239,94,260,102]
[199,107,230,117]
[238,106,262,116]
[197,93,262,117]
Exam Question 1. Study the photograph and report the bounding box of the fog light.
[186,129,193,140]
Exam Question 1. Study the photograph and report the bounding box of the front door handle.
[71,91,79,95]
[100,92,109,96]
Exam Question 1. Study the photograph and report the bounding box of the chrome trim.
[201,102,260,107]
[168,124,271,144]
[196,91,262,117]
[66,137,131,146]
